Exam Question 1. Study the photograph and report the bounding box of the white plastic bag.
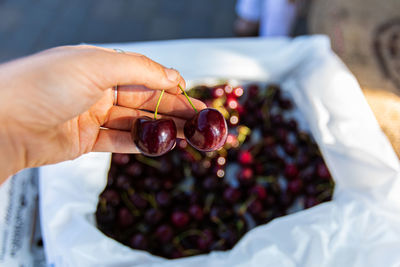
[0,169,39,267]
[40,36,400,267]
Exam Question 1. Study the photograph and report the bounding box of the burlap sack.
[309,0,400,96]
[309,0,400,158]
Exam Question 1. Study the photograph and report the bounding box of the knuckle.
[137,54,153,67]
[137,55,165,75]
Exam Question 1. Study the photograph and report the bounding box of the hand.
[0,45,206,183]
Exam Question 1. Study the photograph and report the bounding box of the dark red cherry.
[163,179,174,190]
[284,163,299,179]
[202,176,218,190]
[286,119,298,132]
[248,200,263,215]
[125,162,143,177]
[171,250,184,259]
[130,233,148,250]
[238,150,253,165]
[271,114,284,127]
[219,228,238,247]
[129,194,148,210]
[279,98,293,110]
[155,224,173,243]
[275,128,288,143]
[112,153,130,165]
[197,229,214,251]
[189,204,204,221]
[95,205,115,228]
[184,108,228,152]
[287,178,303,194]
[223,187,241,203]
[284,142,297,156]
[156,191,171,207]
[117,207,134,228]
[189,192,201,204]
[144,176,161,191]
[171,211,190,228]
[305,184,317,195]
[144,208,163,225]
[249,185,267,200]
[297,152,310,168]
[100,189,120,206]
[316,162,331,179]
[131,117,177,157]
[115,175,132,190]
[191,161,209,178]
[248,84,259,97]
[305,196,319,208]
[237,168,254,184]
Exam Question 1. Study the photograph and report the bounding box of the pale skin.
[0,45,206,184]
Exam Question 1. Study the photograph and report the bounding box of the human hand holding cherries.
[0,45,211,183]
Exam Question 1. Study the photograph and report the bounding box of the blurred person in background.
[234,0,300,37]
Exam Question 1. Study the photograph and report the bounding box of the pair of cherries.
[131,85,228,156]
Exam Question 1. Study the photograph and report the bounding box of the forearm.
[0,61,27,184]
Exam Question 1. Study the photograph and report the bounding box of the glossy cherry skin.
[131,117,177,157]
[184,108,228,152]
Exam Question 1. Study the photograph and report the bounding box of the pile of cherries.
[96,83,335,259]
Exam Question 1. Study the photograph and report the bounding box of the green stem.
[178,84,198,113]
[185,145,202,161]
[154,89,165,120]
[173,229,204,246]
[135,154,162,169]
[316,190,332,202]
[121,192,140,216]
[204,193,215,213]
[143,193,158,209]
[182,249,202,257]
[238,195,257,215]
[99,198,107,212]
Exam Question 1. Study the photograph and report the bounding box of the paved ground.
[0,0,237,62]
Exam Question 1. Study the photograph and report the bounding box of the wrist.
[0,69,29,183]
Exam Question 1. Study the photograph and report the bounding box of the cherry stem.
[121,192,140,216]
[136,154,162,169]
[100,198,107,212]
[178,84,198,113]
[154,89,165,120]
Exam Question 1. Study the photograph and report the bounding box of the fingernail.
[165,68,179,82]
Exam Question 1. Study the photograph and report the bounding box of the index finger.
[49,45,186,94]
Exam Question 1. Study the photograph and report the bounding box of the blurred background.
[0,0,238,62]
[0,0,311,63]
